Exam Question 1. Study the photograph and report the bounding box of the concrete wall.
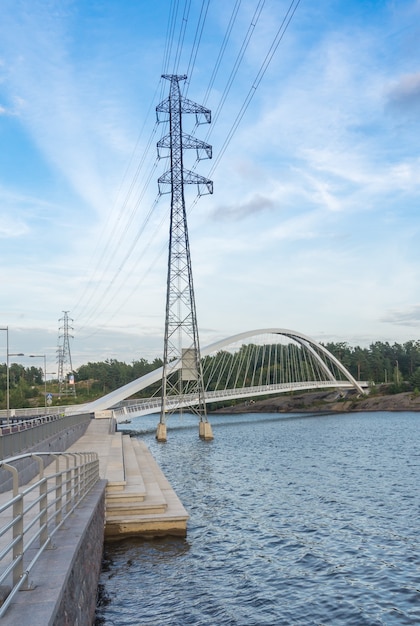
[1,479,107,626]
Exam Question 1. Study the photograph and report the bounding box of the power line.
[203,0,265,141]
[73,2,186,323]
[173,0,192,75]
[202,0,242,107]
[207,0,302,177]
[72,89,162,316]
[161,0,180,78]
[71,1,303,339]
[75,4,212,327]
[183,0,211,98]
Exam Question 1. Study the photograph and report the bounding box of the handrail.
[0,451,99,617]
[0,407,68,420]
[0,412,92,462]
[113,379,369,419]
[0,411,83,434]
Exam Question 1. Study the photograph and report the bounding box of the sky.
[1,0,420,374]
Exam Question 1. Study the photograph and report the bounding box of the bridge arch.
[78,328,364,415]
[201,328,364,394]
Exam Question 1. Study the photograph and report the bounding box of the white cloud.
[382,305,420,327]
[0,215,29,238]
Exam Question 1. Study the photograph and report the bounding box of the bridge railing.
[113,379,365,420]
[0,451,99,617]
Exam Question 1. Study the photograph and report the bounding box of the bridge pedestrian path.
[67,417,189,538]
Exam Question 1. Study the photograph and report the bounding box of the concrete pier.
[199,420,214,440]
[68,418,189,538]
[156,421,167,442]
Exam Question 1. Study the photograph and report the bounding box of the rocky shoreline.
[211,389,420,415]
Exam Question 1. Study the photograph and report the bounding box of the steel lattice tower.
[155,74,213,441]
[57,311,75,396]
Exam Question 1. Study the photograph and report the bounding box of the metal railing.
[0,412,91,460]
[113,380,369,420]
[0,451,99,617]
[0,406,70,420]
[0,405,91,421]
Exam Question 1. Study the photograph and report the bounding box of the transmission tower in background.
[155,74,213,442]
[57,311,75,396]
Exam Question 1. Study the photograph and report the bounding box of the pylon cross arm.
[158,169,213,195]
[158,133,212,160]
[180,96,211,123]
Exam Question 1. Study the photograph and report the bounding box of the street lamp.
[7,352,25,424]
[29,354,47,409]
[0,327,8,421]
[1,327,25,424]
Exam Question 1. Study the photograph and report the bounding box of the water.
[95,411,420,625]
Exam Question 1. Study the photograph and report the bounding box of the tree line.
[2,339,420,409]
[323,340,420,389]
[0,358,164,409]
[76,358,163,395]
[0,364,44,408]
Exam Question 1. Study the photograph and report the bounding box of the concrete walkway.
[67,418,189,538]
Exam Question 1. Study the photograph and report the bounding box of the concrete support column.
[156,422,167,442]
[199,421,214,441]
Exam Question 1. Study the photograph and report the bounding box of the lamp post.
[1,327,25,424]
[0,327,8,421]
[7,353,25,423]
[29,354,47,409]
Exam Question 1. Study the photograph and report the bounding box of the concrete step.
[102,431,126,491]
[105,484,147,503]
[65,419,126,491]
[105,435,168,518]
[106,491,167,515]
[132,439,174,490]
[132,439,188,519]
[106,499,167,516]
[122,435,146,491]
[105,511,189,538]
[130,438,168,505]
[61,418,188,538]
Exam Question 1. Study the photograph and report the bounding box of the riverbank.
[211,388,420,414]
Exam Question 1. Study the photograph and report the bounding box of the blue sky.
[1,0,420,373]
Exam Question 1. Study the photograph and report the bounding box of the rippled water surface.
[95,411,420,625]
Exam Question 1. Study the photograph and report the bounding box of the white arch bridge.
[79,329,366,422]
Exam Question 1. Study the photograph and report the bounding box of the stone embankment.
[212,390,420,415]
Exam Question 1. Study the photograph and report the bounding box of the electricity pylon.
[155,74,213,442]
[57,311,75,396]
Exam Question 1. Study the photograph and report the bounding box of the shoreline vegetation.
[211,388,420,415]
